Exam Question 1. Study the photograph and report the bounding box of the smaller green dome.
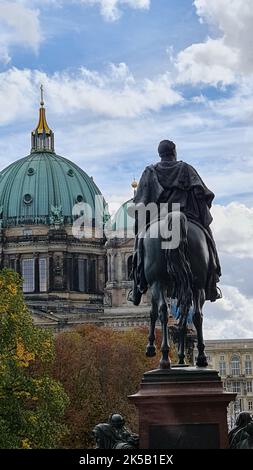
[110,199,135,238]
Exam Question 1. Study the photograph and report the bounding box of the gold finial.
[31,84,54,153]
[34,85,51,134]
[131,178,138,190]
[40,84,44,107]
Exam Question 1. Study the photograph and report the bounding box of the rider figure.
[129,139,221,306]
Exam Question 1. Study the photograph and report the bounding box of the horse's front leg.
[193,288,208,367]
[146,298,158,357]
[178,305,188,365]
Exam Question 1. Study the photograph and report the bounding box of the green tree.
[0,269,69,448]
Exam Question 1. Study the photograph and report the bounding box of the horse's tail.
[164,212,193,309]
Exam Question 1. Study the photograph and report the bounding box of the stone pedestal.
[129,367,236,449]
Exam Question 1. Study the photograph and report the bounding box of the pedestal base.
[129,367,236,449]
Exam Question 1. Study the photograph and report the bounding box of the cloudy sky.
[0,0,253,339]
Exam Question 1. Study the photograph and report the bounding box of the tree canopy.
[0,269,69,449]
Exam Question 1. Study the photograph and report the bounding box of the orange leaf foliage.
[52,324,176,448]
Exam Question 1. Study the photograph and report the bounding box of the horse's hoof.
[159,359,171,370]
[196,356,208,367]
[146,345,156,357]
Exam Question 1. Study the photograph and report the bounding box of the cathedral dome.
[0,87,107,228]
[0,152,105,227]
[110,180,138,238]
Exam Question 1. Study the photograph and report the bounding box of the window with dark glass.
[22,259,35,293]
[89,259,96,293]
[9,258,16,270]
[246,381,253,393]
[219,361,226,377]
[232,381,241,393]
[231,355,240,376]
[78,259,88,293]
[39,258,47,292]
[245,355,252,375]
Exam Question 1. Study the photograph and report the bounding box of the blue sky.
[0,0,253,338]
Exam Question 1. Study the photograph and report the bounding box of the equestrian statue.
[128,140,222,369]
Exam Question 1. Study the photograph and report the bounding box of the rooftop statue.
[128,140,222,368]
[50,204,64,226]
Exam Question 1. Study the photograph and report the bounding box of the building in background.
[0,90,108,326]
[199,339,253,428]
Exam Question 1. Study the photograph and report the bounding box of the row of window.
[22,258,47,293]
[219,355,252,377]
[10,257,97,293]
[225,381,253,394]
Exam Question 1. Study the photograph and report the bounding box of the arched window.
[231,355,240,376]
[127,255,133,280]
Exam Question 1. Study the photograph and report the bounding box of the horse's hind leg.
[146,297,158,357]
[193,288,208,367]
[178,304,189,365]
[150,282,171,369]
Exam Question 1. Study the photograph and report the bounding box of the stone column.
[34,253,40,293]
[111,253,115,282]
[48,253,54,292]
[117,252,122,283]
[107,253,111,282]
[122,252,126,280]
[97,255,105,292]
[15,254,21,275]
[73,254,79,291]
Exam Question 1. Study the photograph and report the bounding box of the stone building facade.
[200,339,253,427]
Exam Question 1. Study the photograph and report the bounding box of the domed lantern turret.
[31,85,54,153]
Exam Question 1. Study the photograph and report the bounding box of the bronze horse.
[143,211,209,369]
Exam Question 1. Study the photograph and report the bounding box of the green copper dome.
[110,199,135,238]
[0,152,106,227]
[0,92,109,228]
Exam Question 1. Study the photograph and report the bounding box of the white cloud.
[0,65,182,125]
[19,0,150,22]
[176,37,238,86]
[201,202,253,338]
[76,0,150,21]
[0,1,41,63]
[176,0,253,85]
[204,285,253,339]
[212,203,253,259]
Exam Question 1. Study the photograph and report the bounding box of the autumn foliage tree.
[53,324,176,448]
[0,269,69,449]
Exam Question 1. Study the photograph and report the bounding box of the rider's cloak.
[133,161,214,229]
